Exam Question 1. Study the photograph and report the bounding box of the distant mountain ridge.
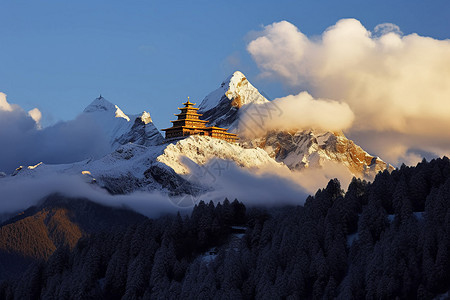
[83,95,163,148]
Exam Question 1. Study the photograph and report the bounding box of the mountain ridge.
[82,95,163,149]
[4,71,393,200]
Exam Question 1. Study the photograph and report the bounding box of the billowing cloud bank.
[0,93,110,174]
[237,91,354,138]
[0,175,184,218]
[248,19,450,164]
[0,159,312,217]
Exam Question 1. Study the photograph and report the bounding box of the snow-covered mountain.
[10,136,281,196]
[157,135,279,175]
[198,71,268,130]
[83,96,163,148]
[197,72,393,179]
[246,130,394,179]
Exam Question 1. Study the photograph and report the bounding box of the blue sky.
[1,0,449,130]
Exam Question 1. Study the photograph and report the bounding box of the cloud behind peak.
[247,18,450,164]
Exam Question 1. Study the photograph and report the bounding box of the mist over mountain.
[0,94,162,174]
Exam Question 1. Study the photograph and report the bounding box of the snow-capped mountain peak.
[81,96,163,149]
[199,71,268,111]
[223,71,268,108]
[84,95,115,113]
[198,71,269,129]
[84,96,130,122]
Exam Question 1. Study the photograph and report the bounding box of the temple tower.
[162,98,238,142]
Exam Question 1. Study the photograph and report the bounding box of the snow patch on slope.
[157,135,281,174]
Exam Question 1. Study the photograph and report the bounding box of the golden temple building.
[162,99,238,143]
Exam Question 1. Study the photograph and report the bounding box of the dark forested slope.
[0,194,146,281]
[1,157,450,299]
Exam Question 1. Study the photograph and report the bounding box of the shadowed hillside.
[0,194,146,281]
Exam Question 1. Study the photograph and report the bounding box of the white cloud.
[182,158,354,207]
[0,93,13,111]
[237,91,354,138]
[0,175,186,218]
[248,18,450,164]
[0,161,309,217]
[28,108,42,126]
[247,21,309,85]
[0,93,110,174]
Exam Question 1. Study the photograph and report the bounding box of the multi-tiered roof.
[162,99,238,143]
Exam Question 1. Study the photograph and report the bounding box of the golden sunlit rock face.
[251,130,393,180]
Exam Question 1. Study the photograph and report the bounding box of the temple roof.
[170,119,209,123]
[182,96,196,107]
[178,106,199,111]
[183,100,196,106]
[162,125,206,131]
[174,112,203,116]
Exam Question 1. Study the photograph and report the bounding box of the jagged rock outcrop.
[247,130,394,179]
[115,112,163,147]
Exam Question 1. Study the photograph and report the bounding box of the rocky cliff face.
[246,130,394,179]
[198,71,268,130]
[115,112,163,147]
